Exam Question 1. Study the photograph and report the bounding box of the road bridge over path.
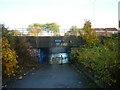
[15,36,85,64]
[22,36,85,48]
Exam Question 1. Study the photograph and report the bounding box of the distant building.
[118,1,120,30]
[65,27,118,37]
[105,28,118,36]
[93,28,118,37]
[93,28,107,36]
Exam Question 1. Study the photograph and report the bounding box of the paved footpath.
[6,64,90,88]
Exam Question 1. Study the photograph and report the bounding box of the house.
[105,28,118,34]
[93,28,118,37]
[93,28,107,36]
[65,27,118,37]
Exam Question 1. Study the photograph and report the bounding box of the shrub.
[70,36,120,87]
[14,37,35,66]
[2,37,19,76]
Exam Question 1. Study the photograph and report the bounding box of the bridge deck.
[18,36,85,48]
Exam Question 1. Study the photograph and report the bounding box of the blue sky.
[0,0,119,30]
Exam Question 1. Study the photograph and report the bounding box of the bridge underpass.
[4,36,95,88]
[17,36,85,64]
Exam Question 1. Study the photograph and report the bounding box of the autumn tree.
[28,22,60,36]
[2,26,18,48]
[79,21,99,46]
[2,37,19,76]
[28,23,43,36]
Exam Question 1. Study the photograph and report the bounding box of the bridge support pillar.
[40,49,44,64]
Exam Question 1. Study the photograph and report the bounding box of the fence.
[7,28,71,36]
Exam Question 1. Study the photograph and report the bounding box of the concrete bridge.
[16,36,85,64]
[24,36,85,48]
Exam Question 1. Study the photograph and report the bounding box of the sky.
[0,0,119,31]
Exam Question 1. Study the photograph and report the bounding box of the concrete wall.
[23,36,85,48]
[51,47,67,54]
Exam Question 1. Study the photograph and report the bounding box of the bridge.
[15,36,85,64]
[23,36,85,48]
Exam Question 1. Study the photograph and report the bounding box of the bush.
[2,37,19,76]
[14,37,35,66]
[70,36,120,87]
[2,25,37,78]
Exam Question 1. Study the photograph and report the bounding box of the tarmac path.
[6,64,90,88]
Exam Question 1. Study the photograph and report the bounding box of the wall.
[51,47,67,54]
[23,36,85,48]
[39,48,50,64]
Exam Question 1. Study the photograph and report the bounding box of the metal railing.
[7,28,72,36]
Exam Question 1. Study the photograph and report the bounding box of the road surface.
[6,64,90,88]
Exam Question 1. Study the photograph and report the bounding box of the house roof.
[92,28,118,31]
[105,28,118,31]
[80,28,118,31]
[93,28,105,30]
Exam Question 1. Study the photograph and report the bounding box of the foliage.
[14,37,35,65]
[43,22,59,33]
[28,22,60,36]
[79,21,99,46]
[2,25,35,64]
[28,23,43,36]
[70,36,120,87]
[2,25,36,77]
[8,30,22,36]
[65,25,79,36]
[2,37,19,76]
[2,26,17,48]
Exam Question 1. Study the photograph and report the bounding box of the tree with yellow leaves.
[79,21,99,46]
[2,37,19,76]
[28,23,42,36]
